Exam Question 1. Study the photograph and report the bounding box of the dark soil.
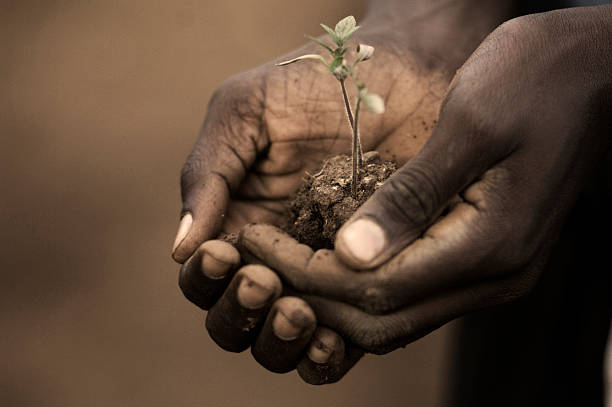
[281,151,396,250]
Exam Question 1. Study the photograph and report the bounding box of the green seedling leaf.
[360,90,385,114]
[335,16,359,42]
[304,34,334,53]
[320,23,341,45]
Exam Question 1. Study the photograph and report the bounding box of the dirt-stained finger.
[240,223,384,312]
[251,296,316,373]
[179,240,241,310]
[206,265,282,352]
[297,327,364,385]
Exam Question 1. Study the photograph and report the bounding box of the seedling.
[277,16,385,196]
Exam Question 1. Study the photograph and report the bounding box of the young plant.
[277,15,385,196]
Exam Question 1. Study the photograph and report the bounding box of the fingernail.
[237,277,273,309]
[340,218,386,263]
[172,213,193,254]
[307,339,332,364]
[201,253,232,279]
[272,311,302,341]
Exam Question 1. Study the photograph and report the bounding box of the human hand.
[172,22,452,384]
[172,1,525,384]
[240,8,612,355]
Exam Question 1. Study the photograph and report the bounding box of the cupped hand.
[241,8,612,355]
[172,23,453,384]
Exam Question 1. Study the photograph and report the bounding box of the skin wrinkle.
[237,172,302,200]
[244,200,286,216]
[257,69,270,151]
[251,165,304,177]
[391,164,442,225]
[220,118,257,170]
[219,139,249,174]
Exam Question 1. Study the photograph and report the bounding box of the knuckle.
[356,278,394,315]
[209,73,265,120]
[352,318,390,354]
[379,165,441,229]
[351,315,411,355]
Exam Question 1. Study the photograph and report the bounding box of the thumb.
[334,120,502,269]
[172,83,265,263]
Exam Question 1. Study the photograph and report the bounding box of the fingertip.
[206,268,280,353]
[297,328,362,385]
[172,213,193,263]
[200,240,240,279]
[178,240,239,311]
[236,265,282,309]
[335,217,387,269]
[307,327,345,364]
[174,174,232,263]
[272,297,316,341]
[250,297,317,373]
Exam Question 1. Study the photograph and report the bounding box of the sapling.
[277,15,385,196]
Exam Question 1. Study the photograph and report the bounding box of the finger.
[251,296,317,373]
[334,111,516,269]
[301,268,538,355]
[239,224,406,313]
[205,264,282,352]
[240,224,383,312]
[239,224,363,299]
[179,240,241,310]
[297,327,364,385]
[172,77,266,263]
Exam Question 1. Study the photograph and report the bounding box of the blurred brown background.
[1,1,455,406]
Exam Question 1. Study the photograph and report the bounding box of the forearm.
[362,0,521,69]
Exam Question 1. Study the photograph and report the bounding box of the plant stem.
[339,79,363,166]
[351,97,362,197]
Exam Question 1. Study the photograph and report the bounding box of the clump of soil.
[282,151,396,250]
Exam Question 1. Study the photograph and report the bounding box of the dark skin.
[173,1,612,384]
